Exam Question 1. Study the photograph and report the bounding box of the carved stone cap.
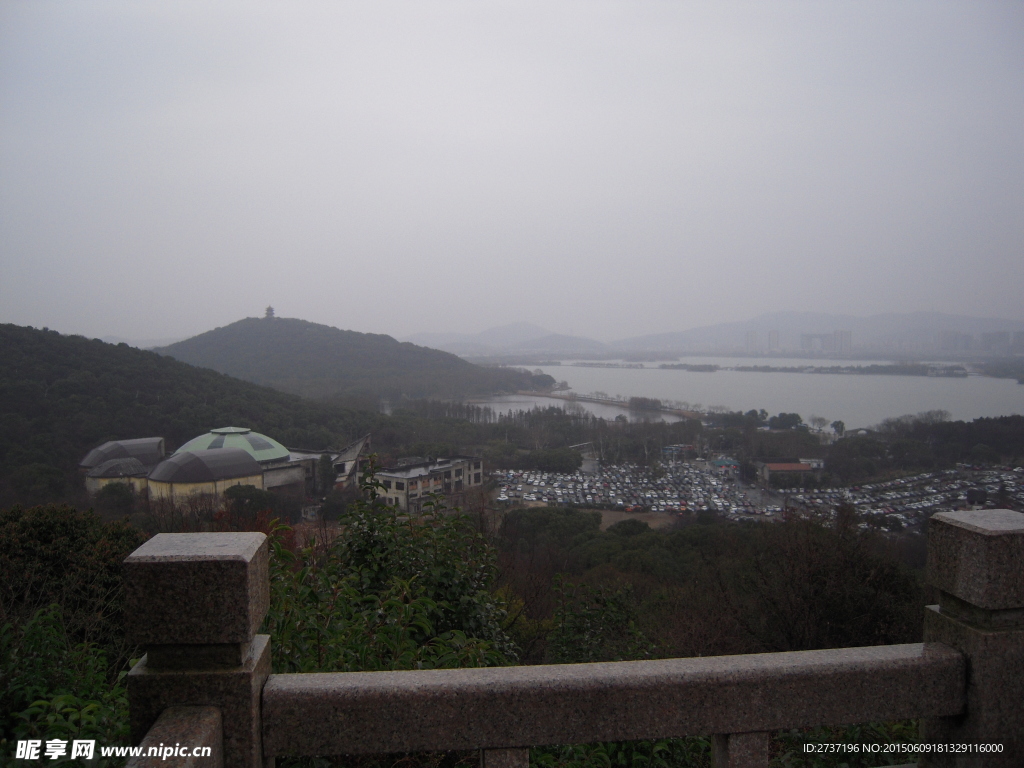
[927,509,1024,611]
[124,533,269,647]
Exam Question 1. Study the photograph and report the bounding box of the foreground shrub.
[0,504,145,675]
[0,604,129,764]
[265,478,516,673]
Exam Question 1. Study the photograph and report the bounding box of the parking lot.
[494,461,1024,529]
[787,465,1024,531]
[495,460,783,520]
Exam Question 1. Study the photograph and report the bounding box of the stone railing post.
[124,533,271,768]
[921,509,1024,764]
[712,732,769,768]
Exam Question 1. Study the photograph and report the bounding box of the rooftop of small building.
[288,435,371,465]
[379,456,480,479]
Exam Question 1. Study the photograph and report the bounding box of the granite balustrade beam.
[263,642,964,757]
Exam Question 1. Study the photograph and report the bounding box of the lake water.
[478,357,1024,429]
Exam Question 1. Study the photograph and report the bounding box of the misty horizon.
[86,308,1024,359]
[2,2,1023,342]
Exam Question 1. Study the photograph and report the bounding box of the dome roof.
[80,437,165,469]
[149,449,263,484]
[173,427,290,464]
[87,457,148,478]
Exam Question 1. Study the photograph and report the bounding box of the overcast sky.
[2,1,1022,343]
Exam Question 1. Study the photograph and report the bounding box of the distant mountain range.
[154,317,551,401]
[405,312,1024,358]
[616,312,1024,355]
[406,323,608,357]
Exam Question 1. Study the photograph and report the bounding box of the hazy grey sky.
[2,1,1022,342]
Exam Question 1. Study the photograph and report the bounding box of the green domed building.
[174,427,291,465]
[82,427,371,505]
[147,426,303,500]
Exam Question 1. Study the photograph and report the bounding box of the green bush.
[546,578,653,664]
[0,604,129,766]
[264,475,516,672]
[0,505,145,673]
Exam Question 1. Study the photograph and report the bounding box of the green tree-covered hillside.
[0,324,377,506]
[154,317,553,400]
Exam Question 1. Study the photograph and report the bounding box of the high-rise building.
[801,333,833,353]
[768,329,779,352]
[745,330,759,353]
[801,331,851,355]
[834,330,852,356]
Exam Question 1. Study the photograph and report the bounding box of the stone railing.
[122,510,1024,768]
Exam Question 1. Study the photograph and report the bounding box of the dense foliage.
[826,415,1024,483]
[155,317,553,401]
[704,406,1024,485]
[0,505,144,764]
[499,507,922,662]
[499,508,925,767]
[0,505,145,671]
[0,605,129,765]
[546,578,653,664]
[265,479,516,673]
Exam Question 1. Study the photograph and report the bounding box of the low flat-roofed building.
[757,461,815,485]
[378,456,484,514]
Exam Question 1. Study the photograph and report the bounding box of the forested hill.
[154,317,552,400]
[0,324,378,507]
